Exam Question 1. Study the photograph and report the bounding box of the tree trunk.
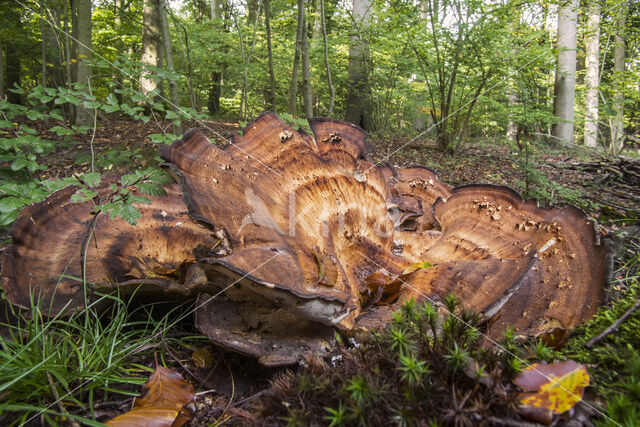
[41,0,46,87]
[0,44,5,101]
[44,2,66,90]
[301,12,312,119]
[583,0,600,148]
[140,0,161,97]
[64,6,72,90]
[320,0,334,116]
[288,0,305,115]
[159,0,181,133]
[5,42,20,104]
[74,0,92,126]
[265,0,276,111]
[345,0,374,131]
[610,3,628,155]
[208,0,224,115]
[551,0,578,146]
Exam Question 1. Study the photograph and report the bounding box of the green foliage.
[0,82,183,229]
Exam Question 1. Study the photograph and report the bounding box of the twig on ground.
[585,298,640,349]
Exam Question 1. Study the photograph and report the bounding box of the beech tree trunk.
[610,3,628,155]
[265,0,276,111]
[583,0,601,148]
[288,0,305,115]
[301,11,312,118]
[345,0,374,131]
[208,0,224,115]
[159,0,181,133]
[140,0,161,97]
[551,0,578,146]
[74,0,93,126]
[320,0,334,116]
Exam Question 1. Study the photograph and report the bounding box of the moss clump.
[258,295,530,426]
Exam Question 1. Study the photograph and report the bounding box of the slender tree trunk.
[70,0,77,84]
[74,0,92,126]
[312,0,322,41]
[172,15,197,110]
[64,7,72,89]
[584,0,601,148]
[159,0,181,133]
[610,2,628,155]
[5,43,20,104]
[41,0,46,87]
[301,12,312,118]
[345,0,374,131]
[320,0,334,116]
[208,0,224,115]
[265,0,276,111]
[551,0,578,146]
[140,0,161,97]
[0,45,5,101]
[288,0,305,115]
[45,3,66,89]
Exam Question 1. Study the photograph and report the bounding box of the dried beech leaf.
[106,365,195,427]
[513,360,589,420]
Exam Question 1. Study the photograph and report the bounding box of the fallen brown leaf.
[106,365,195,427]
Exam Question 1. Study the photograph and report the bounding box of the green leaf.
[130,195,151,205]
[26,110,46,121]
[83,101,101,109]
[0,197,23,213]
[49,126,74,136]
[71,188,97,203]
[49,109,64,121]
[165,110,178,120]
[82,172,101,187]
[135,182,167,197]
[10,158,28,171]
[106,93,119,105]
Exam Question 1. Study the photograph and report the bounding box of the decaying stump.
[1,112,612,366]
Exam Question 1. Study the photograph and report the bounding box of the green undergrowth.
[261,295,530,426]
[0,289,190,426]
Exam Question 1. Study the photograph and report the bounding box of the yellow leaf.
[514,361,589,416]
[401,261,433,275]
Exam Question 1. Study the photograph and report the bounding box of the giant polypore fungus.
[1,112,611,366]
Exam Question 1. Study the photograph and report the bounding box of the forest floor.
[5,117,640,425]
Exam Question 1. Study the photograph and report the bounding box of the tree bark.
[5,42,20,104]
[41,0,46,87]
[159,0,181,133]
[265,0,276,111]
[0,45,5,101]
[583,0,601,148]
[288,0,305,115]
[74,0,93,126]
[140,0,161,97]
[301,11,312,118]
[208,0,224,115]
[551,0,578,146]
[345,0,374,131]
[610,2,628,155]
[320,0,334,116]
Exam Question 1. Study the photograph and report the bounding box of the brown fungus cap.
[2,113,611,365]
[1,182,219,314]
